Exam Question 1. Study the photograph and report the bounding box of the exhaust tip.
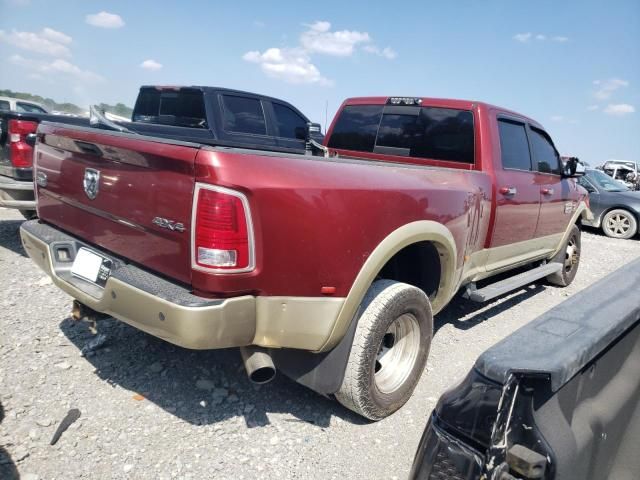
[240,346,276,385]
[249,366,276,384]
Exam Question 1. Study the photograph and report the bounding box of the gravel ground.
[1,207,639,480]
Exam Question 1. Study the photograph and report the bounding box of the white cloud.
[86,11,125,29]
[604,103,635,116]
[300,21,370,56]
[244,20,395,85]
[514,32,569,43]
[593,78,629,100]
[253,20,265,28]
[363,45,397,59]
[586,105,599,111]
[513,32,532,43]
[140,59,162,71]
[41,27,71,45]
[243,48,332,85]
[550,115,564,122]
[0,28,72,57]
[9,54,104,82]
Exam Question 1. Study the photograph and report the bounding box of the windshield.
[588,170,630,192]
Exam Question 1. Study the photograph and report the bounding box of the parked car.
[578,168,640,239]
[410,257,640,480]
[0,86,321,219]
[0,96,48,114]
[598,159,640,191]
[21,95,588,420]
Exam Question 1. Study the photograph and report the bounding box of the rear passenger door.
[529,127,572,240]
[216,93,279,148]
[489,118,541,260]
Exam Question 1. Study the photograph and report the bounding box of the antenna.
[324,100,328,133]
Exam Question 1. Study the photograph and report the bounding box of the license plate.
[71,248,112,287]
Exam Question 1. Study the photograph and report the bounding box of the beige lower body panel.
[255,297,345,350]
[20,226,345,352]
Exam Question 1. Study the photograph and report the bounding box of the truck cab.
[131,86,321,152]
[325,97,586,278]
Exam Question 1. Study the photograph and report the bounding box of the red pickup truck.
[20,93,590,420]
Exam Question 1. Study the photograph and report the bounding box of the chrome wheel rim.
[564,235,579,273]
[374,313,421,394]
[605,213,632,237]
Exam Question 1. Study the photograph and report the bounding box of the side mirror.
[294,126,306,140]
[25,133,37,147]
[304,122,329,157]
[562,157,586,178]
[306,122,322,139]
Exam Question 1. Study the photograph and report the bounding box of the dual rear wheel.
[335,280,433,421]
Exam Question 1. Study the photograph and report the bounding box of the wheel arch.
[600,205,640,222]
[550,201,590,258]
[319,220,457,351]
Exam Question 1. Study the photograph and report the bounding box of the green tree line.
[0,88,133,118]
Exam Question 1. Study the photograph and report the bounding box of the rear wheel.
[547,224,581,287]
[602,209,637,239]
[335,280,433,420]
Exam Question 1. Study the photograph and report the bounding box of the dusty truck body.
[21,95,589,419]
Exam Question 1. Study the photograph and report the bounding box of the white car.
[0,96,49,114]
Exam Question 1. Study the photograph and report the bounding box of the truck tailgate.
[35,122,199,285]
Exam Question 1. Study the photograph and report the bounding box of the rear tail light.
[192,184,255,272]
[8,119,38,168]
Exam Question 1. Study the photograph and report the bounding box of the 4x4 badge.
[83,168,100,200]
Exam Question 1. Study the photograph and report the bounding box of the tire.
[601,209,638,239]
[19,209,37,220]
[547,224,581,287]
[335,280,433,421]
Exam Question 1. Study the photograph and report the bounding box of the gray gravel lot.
[1,207,639,480]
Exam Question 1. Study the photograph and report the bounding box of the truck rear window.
[328,105,475,163]
[133,89,207,128]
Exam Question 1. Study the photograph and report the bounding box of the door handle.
[499,186,517,196]
[542,188,554,195]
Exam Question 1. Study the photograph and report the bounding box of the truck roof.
[139,85,303,107]
[339,96,543,128]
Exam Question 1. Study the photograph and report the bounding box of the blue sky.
[0,0,638,164]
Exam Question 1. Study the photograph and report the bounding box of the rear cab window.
[327,102,475,165]
[133,88,207,128]
[0,100,11,112]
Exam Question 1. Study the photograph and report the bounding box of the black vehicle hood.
[475,258,640,391]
